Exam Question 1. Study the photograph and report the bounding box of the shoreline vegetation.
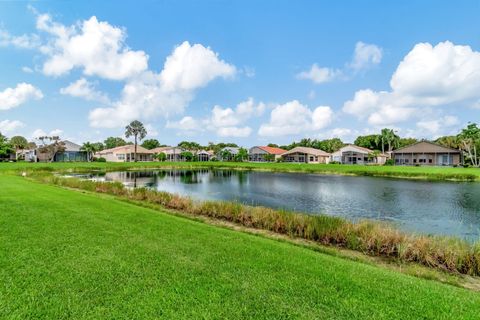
[1,161,480,181]
[25,168,480,277]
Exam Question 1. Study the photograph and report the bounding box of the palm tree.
[375,128,399,153]
[81,142,96,162]
[9,136,28,160]
[125,120,147,162]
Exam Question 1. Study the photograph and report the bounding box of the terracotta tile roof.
[258,146,287,155]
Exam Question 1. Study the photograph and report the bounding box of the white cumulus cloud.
[349,41,383,71]
[296,64,341,84]
[343,41,480,126]
[258,100,333,137]
[60,78,109,104]
[37,14,148,80]
[0,120,25,134]
[0,83,43,110]
[89,41,236,128]
[297,41,382,84]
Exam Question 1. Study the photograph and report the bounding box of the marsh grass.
[28,171,480,277]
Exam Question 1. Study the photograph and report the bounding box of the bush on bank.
[29,171,480,277]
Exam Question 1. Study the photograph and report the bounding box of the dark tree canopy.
[141,139,162,150]
[104,137,127,149]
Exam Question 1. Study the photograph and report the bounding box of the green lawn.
[1,160,479,181]
[1,175,479,319]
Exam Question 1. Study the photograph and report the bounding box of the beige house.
[249,146,287,162]
[95,145,154,162]
[281,147,330,164]
[331,144,387,165]
[392,141,462,166]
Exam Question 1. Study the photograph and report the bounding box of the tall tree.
[235,147,249,162]
[9,136,28,160]
[354,135,381,150]
[80,142,96,162]
[458,123,480,167]
[0,133,14,160]
[375,128,399,153]
[104,137,127,149]
[435,136,460,149]
[125,120,147,162]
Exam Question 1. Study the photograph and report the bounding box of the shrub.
[95,157,107,162]
[384,159,394,166]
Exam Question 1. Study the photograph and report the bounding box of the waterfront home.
[160,147,186,161]
[331,144,387,165]
[150,146,171,158]
[35,140,88,162]
[391,141,463,166]
[281,147,330,164]
[53,140,89,162]
[196,149,214,161]
[218,147,240,161]
[95,145,154,162]
[249,146,287,162]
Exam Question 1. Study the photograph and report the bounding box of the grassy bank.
[28,171,480,277]
[0,161,479,181]
[1,174,480,319]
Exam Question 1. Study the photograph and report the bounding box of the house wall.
[249,147,269,162]
[283,152,329,164]
[54,151,88,162]
[393,153,461,166]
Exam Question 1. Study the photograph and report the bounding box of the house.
[196,149,214,162]
[53,140,89,162]
[391,141,463,166]
[217,147,240,161]
[150,146,171,160]
[281,147,330,164]
[95,145,154,162]
[161,147,186,162]
[331,144,387,165]
[249,146,287,162]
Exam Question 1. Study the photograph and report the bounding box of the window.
[309,156,314,162]
[405,159,409,163]
[413,159,417,163]
[117,154,125,160]
[429,159,433,163]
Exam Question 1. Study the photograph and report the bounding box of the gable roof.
[258,146,287,155]
[98,145,154,154]
[150,146,171,153]
[282,146,330,157]
[62,140,82,152]
[392,140,461,154]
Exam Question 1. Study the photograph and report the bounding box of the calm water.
[82,169,480,240]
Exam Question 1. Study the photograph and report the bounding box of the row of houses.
[92,140,462,166]
[15,138,461,166]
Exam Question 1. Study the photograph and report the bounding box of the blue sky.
[0,0,479,146]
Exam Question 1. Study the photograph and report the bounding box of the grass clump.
[31,172,480,277]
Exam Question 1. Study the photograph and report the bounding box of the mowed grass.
[1,160,480,181]
[1,175,480,319]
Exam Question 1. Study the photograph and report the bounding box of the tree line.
[1,121,479,166]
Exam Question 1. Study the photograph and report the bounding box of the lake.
[81,169,480,240]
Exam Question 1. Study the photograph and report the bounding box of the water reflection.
[81,169,480,241]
